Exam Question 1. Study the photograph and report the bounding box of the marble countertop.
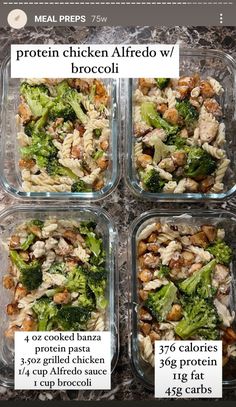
[0,25,236,401]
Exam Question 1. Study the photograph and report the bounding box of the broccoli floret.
[141,168,165,193]
[92,150,104,160]
[71,180,92,193]
[20,233,35,251]
[56,80,71,97]
[79,226,102,258]
[63,89,88,124]
[176,99,199,131]
[21,132,57,161]
[93,128,102,138]
[145,282,177,321]
[32,298,58,331]
[48,101,77,122]
[79,221,97,233]
[157,265,170,278]
[141,102,178,136]
[48,262,66,274]
[155,78,170,89]
[184,147,217,180]
[10,250,42,291]
[46,158,77,180]
[174,296,219,340]
[87,268,107,310]
[56,306,91,331]
[24,121,35,137]
[28,219,44,229]
[65,267,95,309]
[20,82,51,117]
[166,134,187,149]
[207,241,233,265]
[178,259,216,298]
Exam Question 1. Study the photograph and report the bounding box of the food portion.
[137,221,236,367]
[3,218,108,336]
[17,79,110,193]
[133,76,230,194]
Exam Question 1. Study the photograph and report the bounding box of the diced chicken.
[142,253,160,268]
[163,108,179,125]
[53,291,71,304]
[158,158,175,173]
[138,269,153,282]
[190,232,209,248]
[139,307,153,322]
[140,322,151,336]
[56,237,72,256]
[149,331,161,342]
[138,241,147,256]
[9,235,20,249]
[31,241,46,258]
[213,264,229,283]
[3,275,15,289]
[181,251,195,266]
[136,154,153,169]
[147,243,160,253]
[143,128,167,143]
[28,225,42,238]
[171,151,187,167]
[45,237,58,251]
[6,303,19,316]
[18,102,32,123]
[201,225,217,242]
[14,284,28,301]
[214,299,234,327]
[185,178,199,192]
[203,98,222,117]
[21,316,37,331]
[139,78,156,94]
[139,289,149,301]
[200,80,215,98]
[188,263,203,275]
[72,244,90,263]
[199,176,215,193]
[167,304,182,321]
[97,156,109,170]
[157,103,168,115]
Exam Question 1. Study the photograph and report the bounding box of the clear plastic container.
[125,49,236,201]
[128,209,236,390]
[0,205,119,388]
[0,57,120,200]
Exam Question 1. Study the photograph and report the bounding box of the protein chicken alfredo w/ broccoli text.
[134,76,229,194]
[137,221,236,367]
[17,79,110,193]
[3,218,108,336]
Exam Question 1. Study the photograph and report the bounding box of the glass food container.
[125,49,236,201]
[0,57,120,200]
[128,209,236,390]
[0,205,119,388]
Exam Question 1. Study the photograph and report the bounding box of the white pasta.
[81,168,101,185]
[134,142,143,158]
[58,158,84,178]
[207,76,224,95]
[87,311,105,331]
[140,335,155,367]
[202,142,226,159]
[61,133,73,158]
[153,165,172,181]
[165,87,176,109]
[83,129,94,155]
[174,179,187,194]
[138,223,158,241]
[214,158,230,184]
[143,279,168,291]
[214,122,226,147]
[163,181,177,193]
[211,182,224,193]
[187,245,212,263]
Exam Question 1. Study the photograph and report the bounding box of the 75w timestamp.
[91,15,108,23]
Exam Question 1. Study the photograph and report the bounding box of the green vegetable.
[166,134,187,149]
[56,306,91,331]
[176,99,199,131]
[48,100,77,122]
[65,266,95,309]
[174,296,219,340]
[20,233,35,251]
[21,132,57,161]
[20,82,51,117]
[10,250,42,291]
[63,89,88,124]
[46,158,77,180]
[28,219,44,229]
[71,180,92,193]
[184,147,217,180]
[141,101,178,136]
[56,80,71,97]
[145,282,177,321]
[178,259,216,298]
[141,168,165,193]
[32,298,58,331]
[158,265,170,278]
[93,150,104,160]
[93,128,102,138]
[207,241,233,266]
[155,78,170,89]
[87,268,107,310]
[79,222,102,257]
[48,262,66,274]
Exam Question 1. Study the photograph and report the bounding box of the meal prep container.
[0,205,119,388]
[0,57,120,200]
[125,49,236,201]
[128,209,236,390]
